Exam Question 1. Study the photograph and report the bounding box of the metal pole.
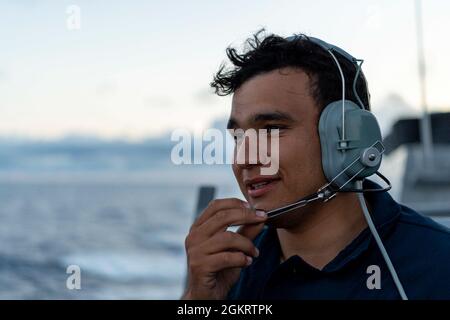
[415,0,434,168]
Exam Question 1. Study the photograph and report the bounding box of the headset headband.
[285,35,357,66]
[285,34,370,111]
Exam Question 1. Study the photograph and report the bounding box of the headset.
[265,34,409,300]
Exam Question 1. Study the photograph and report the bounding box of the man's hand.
[181,198,267,300]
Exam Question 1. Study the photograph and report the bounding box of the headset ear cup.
[318,100,383,191]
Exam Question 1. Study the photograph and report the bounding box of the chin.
[247,187,322,229]
[248,194,285,212]
[265,200,321,229]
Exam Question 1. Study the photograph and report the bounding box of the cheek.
[279,130,325,182]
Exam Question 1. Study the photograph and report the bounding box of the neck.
[276,192,369,270]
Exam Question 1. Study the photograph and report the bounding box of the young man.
[182,31,450,300]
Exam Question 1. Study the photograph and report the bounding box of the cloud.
[365,4,383,30]
[95,81,117,96]
[373,93,418,136]
[194,87,219,106]
[0,68,9,83]
[143,95,174,109]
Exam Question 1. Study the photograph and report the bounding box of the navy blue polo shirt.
[227,179,450,300]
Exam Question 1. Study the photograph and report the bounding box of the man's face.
[229,67,328,212]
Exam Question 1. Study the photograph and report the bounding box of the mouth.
[245,176,281,198]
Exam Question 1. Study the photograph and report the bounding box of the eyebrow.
[227,111,295,129]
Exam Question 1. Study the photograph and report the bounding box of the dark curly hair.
[210,29,370,112]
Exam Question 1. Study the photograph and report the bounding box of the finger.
[197,207,267,238]
[201,231,259,257]
[237,221,266,241]
[204,251,253,273]
[192,198,248,228]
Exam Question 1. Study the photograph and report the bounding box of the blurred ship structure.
[383,112,450,217]
[384,0,450,219]
[377,0,450,220]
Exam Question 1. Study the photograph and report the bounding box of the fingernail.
[246,256,253,266]
[243,202,250,208]
[254,248,260,257]
[255,210,266,218]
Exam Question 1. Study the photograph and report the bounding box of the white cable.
[328,49,346,142]
[355,180,408,300]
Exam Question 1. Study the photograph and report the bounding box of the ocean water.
[0,159,448,299]
[0,166,241,299]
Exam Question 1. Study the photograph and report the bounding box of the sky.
[1,0,449,140]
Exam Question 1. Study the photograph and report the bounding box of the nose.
[234,130,263,169]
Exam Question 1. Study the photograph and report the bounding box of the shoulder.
[391,205,450,298]
[394,204,450,270]
[396,204,450,243]
[394,204,450,256]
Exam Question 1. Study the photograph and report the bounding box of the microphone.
[264,148,392,227]
[265,184,337,227]
[266,185,336,219]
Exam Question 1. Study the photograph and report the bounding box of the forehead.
[230,67,318,124]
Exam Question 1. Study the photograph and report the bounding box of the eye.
[232,131,245,143]
[263,124,286,134]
